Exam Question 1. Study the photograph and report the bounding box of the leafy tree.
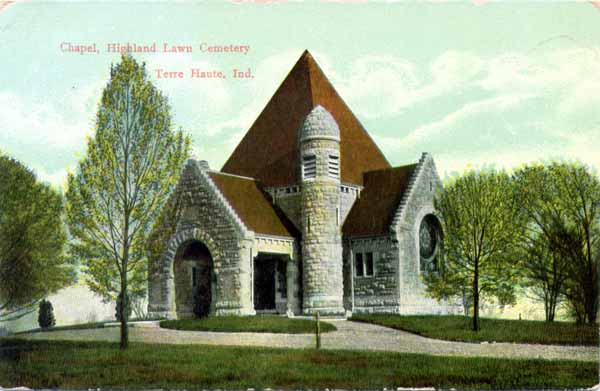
[0,154,74,321]
[522,234,567,322]
[514,162,599,324]
[513,164,572,321]
[66,54,190,349]
[38,299,56,329]
[424,169,524,331]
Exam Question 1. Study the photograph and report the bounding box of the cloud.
[141,53,232,124]
[393,93,535,148]
[33,166,70,189]
[201,49,303,138]
[328,51,484,118]
[0,81,102,189]
[0,91,89,149]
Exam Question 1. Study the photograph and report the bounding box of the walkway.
[19,320,597,362]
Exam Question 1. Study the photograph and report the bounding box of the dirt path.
[18,320,597,362]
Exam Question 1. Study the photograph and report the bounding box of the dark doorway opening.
[180,241,212,318]
[254,259,276,311]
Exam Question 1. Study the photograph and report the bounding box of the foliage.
[424,168,525,331]
[159,315,337,334]
[115,291,132,322]
[350,314,598,346]
[65,54,190,349]
[37,299,56,329]
[1,338,595,389]
[0,154,74,320]
[513,162,600,324]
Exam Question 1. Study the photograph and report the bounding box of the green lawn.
[15,321,106,335]
[350,314,598,346]
[160,315,336,334]
[15,317,165,335]
[0,338,595,389]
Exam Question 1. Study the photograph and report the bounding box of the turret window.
[302,154,317,180]
[328,155,339,179]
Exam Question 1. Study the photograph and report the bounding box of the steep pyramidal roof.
[221,50,390,187]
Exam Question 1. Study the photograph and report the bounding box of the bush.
[38,299,56,329]
[115,292,132,322]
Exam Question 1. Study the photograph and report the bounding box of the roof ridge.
[305,53,390,170]
[208,170,258,182]
[390,153,431,233]
[363,163,419,176]
[186,160,250,236]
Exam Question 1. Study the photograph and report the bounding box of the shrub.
[38,299,56,329]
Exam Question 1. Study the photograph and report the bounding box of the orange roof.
[221,50,390,187]
[208,172,298,238]
[343,164,417,237]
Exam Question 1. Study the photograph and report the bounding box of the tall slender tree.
[66,54,190,349]
[423,169,525,331]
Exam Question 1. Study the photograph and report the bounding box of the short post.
[315,311,321,349]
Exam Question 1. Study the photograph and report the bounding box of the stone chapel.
[147,50,462,319]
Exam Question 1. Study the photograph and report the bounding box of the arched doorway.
[174,240,213,318]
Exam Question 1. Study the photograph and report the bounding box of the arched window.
[419,214,442,274]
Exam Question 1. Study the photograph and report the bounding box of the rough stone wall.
[339,185,360,225]
[301,137,345,315]
[392,154,463,315]
[271,190,302,231]
[343,237,401,313]
[266,183,358,233]
[147,160,255,318]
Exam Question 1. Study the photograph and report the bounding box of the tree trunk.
[473,263,479,332]
[120,271,128,350]
[120,217,130,350]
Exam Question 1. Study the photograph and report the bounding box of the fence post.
[315,311,321,349]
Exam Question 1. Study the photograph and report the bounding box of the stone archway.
[174,240,214,318]
[165,228,221,319]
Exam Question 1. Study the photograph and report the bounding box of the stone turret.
[299,106,345,316]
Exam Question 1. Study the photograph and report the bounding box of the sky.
[0,0,599,190]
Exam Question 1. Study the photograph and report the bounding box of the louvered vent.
[302,155,317,180]
[328,155,339,179]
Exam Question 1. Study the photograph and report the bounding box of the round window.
[419,215,441,273]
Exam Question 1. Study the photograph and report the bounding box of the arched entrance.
[174,240,213,318]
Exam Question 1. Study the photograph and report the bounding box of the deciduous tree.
[0,154,74,321]
[513,164,572,322]
[66,54,190,349]
[424,169,524,331]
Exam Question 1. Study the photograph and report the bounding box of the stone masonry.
[148,51,464,319]
[300,106,345,315]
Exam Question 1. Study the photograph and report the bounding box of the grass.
[350,314,598,346]
[0,338,595,389]
[14,321,106,335]
[160,315,337,334]
[14,316,166,335]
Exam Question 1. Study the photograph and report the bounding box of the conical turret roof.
[221,50,390,186]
